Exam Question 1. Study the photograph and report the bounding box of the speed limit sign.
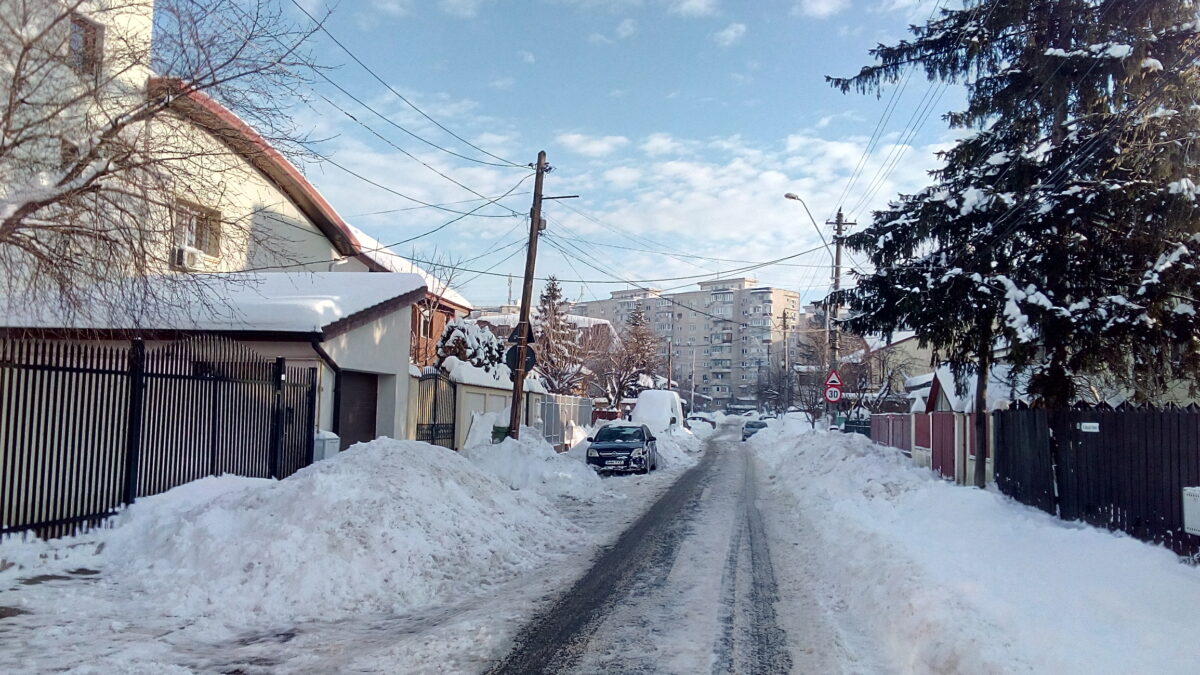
[824,386,843,404]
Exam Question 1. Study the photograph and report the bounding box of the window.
[174,201,222,257]
[69,14,104,76]
[595,426,645,442]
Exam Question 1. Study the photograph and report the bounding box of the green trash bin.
[491,426,510,443]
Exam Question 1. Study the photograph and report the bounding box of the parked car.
[586,423,659,475]
[686,415,714,428]
[741,420,768,441]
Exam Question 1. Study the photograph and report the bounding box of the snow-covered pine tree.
[832,0,1199,416]
[534,277,586,394]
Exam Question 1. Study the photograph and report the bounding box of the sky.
[290,0,964,307]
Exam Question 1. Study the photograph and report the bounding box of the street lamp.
[784,192,835,367]
[784,193,834,264]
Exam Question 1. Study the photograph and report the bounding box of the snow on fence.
[995,406,1200,557]
[536,394,593,451]
[0,337,317,539]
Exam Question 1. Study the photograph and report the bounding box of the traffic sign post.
[823,368,844,409]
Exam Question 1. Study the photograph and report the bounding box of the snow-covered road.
[489,426,833,674]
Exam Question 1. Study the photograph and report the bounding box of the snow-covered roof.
[930,364,1029,413]
[1,272,426,335]
[905,372,935,389]
[865,331,918,351]
[476,311,612,329]
[345,224,472,310]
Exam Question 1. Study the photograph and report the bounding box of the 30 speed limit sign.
[824,386,843,404]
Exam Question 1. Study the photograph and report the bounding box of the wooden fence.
[994,406,1200,557]
[0,336,317,539]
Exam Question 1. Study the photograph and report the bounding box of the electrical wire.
[287,0,525,168]
[315,92,525,214]
[305,146,529,217]
[344,192,531,218]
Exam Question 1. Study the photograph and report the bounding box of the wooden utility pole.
[507,151,548,439]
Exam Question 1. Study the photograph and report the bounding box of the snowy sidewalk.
[0,431,701,674]
[752,421,1200,674]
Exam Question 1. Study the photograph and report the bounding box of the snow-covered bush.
[437,318,504,374]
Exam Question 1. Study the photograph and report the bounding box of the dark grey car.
[586,424,659,475]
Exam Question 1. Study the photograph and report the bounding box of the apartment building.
[571,278,804,411]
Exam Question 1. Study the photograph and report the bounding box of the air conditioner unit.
[173,245,204,270]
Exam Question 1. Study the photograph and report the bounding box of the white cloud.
[731,72,752,84]
[713,23,746,47]
[366,0,413,16]
[641,132,686,156]
[556,133,631,157]
[439,0,490,17]
[669,0,719,16]
[517,50,535,64]
[488,76,515,90]
[616,18,638,38]
[792,0,851,17]
[815,110,864,128]
[588,32,613,45]
[609,89,628,98]
[604,167,643,189]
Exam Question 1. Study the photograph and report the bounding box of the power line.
[344,192,531,218]
[315,92,525,214]
[547,232,841,268]
[235,173,536,273]
[305,145,529,217]
[287,0,525,168]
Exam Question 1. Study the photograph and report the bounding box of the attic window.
[68,14,104,76]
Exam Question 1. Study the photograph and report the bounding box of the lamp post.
[783,193,842,373]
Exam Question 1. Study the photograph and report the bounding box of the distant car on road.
[741,420,768,441]
[586,423,659,475]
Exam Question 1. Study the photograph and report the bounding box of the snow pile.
[630,389,683,434]
[653,426,702,468]
[461,413,603,499]
[0,439,583,628]
[754,430,1200,673]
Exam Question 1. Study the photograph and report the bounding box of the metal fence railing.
[537,394,593,450]
[1,336,316,539]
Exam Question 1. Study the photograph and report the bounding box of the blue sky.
[292,0,962,307]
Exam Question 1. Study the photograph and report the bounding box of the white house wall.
[321,308,414,441]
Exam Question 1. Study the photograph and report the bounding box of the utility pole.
[666,337,673,391]
[690,347,697,412]
[826,208,853,372]
[508,151,548,440]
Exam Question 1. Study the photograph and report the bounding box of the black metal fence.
[415,368,456,449]
[994,406,1200,557]
[0,336,317,539]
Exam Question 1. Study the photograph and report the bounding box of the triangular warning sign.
[825,370,843,387]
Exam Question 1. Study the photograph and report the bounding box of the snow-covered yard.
[0,428,701,674]
[752,419,1200,674]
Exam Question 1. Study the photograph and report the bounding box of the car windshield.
[746,421,767,429]
[595,426,644,442]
